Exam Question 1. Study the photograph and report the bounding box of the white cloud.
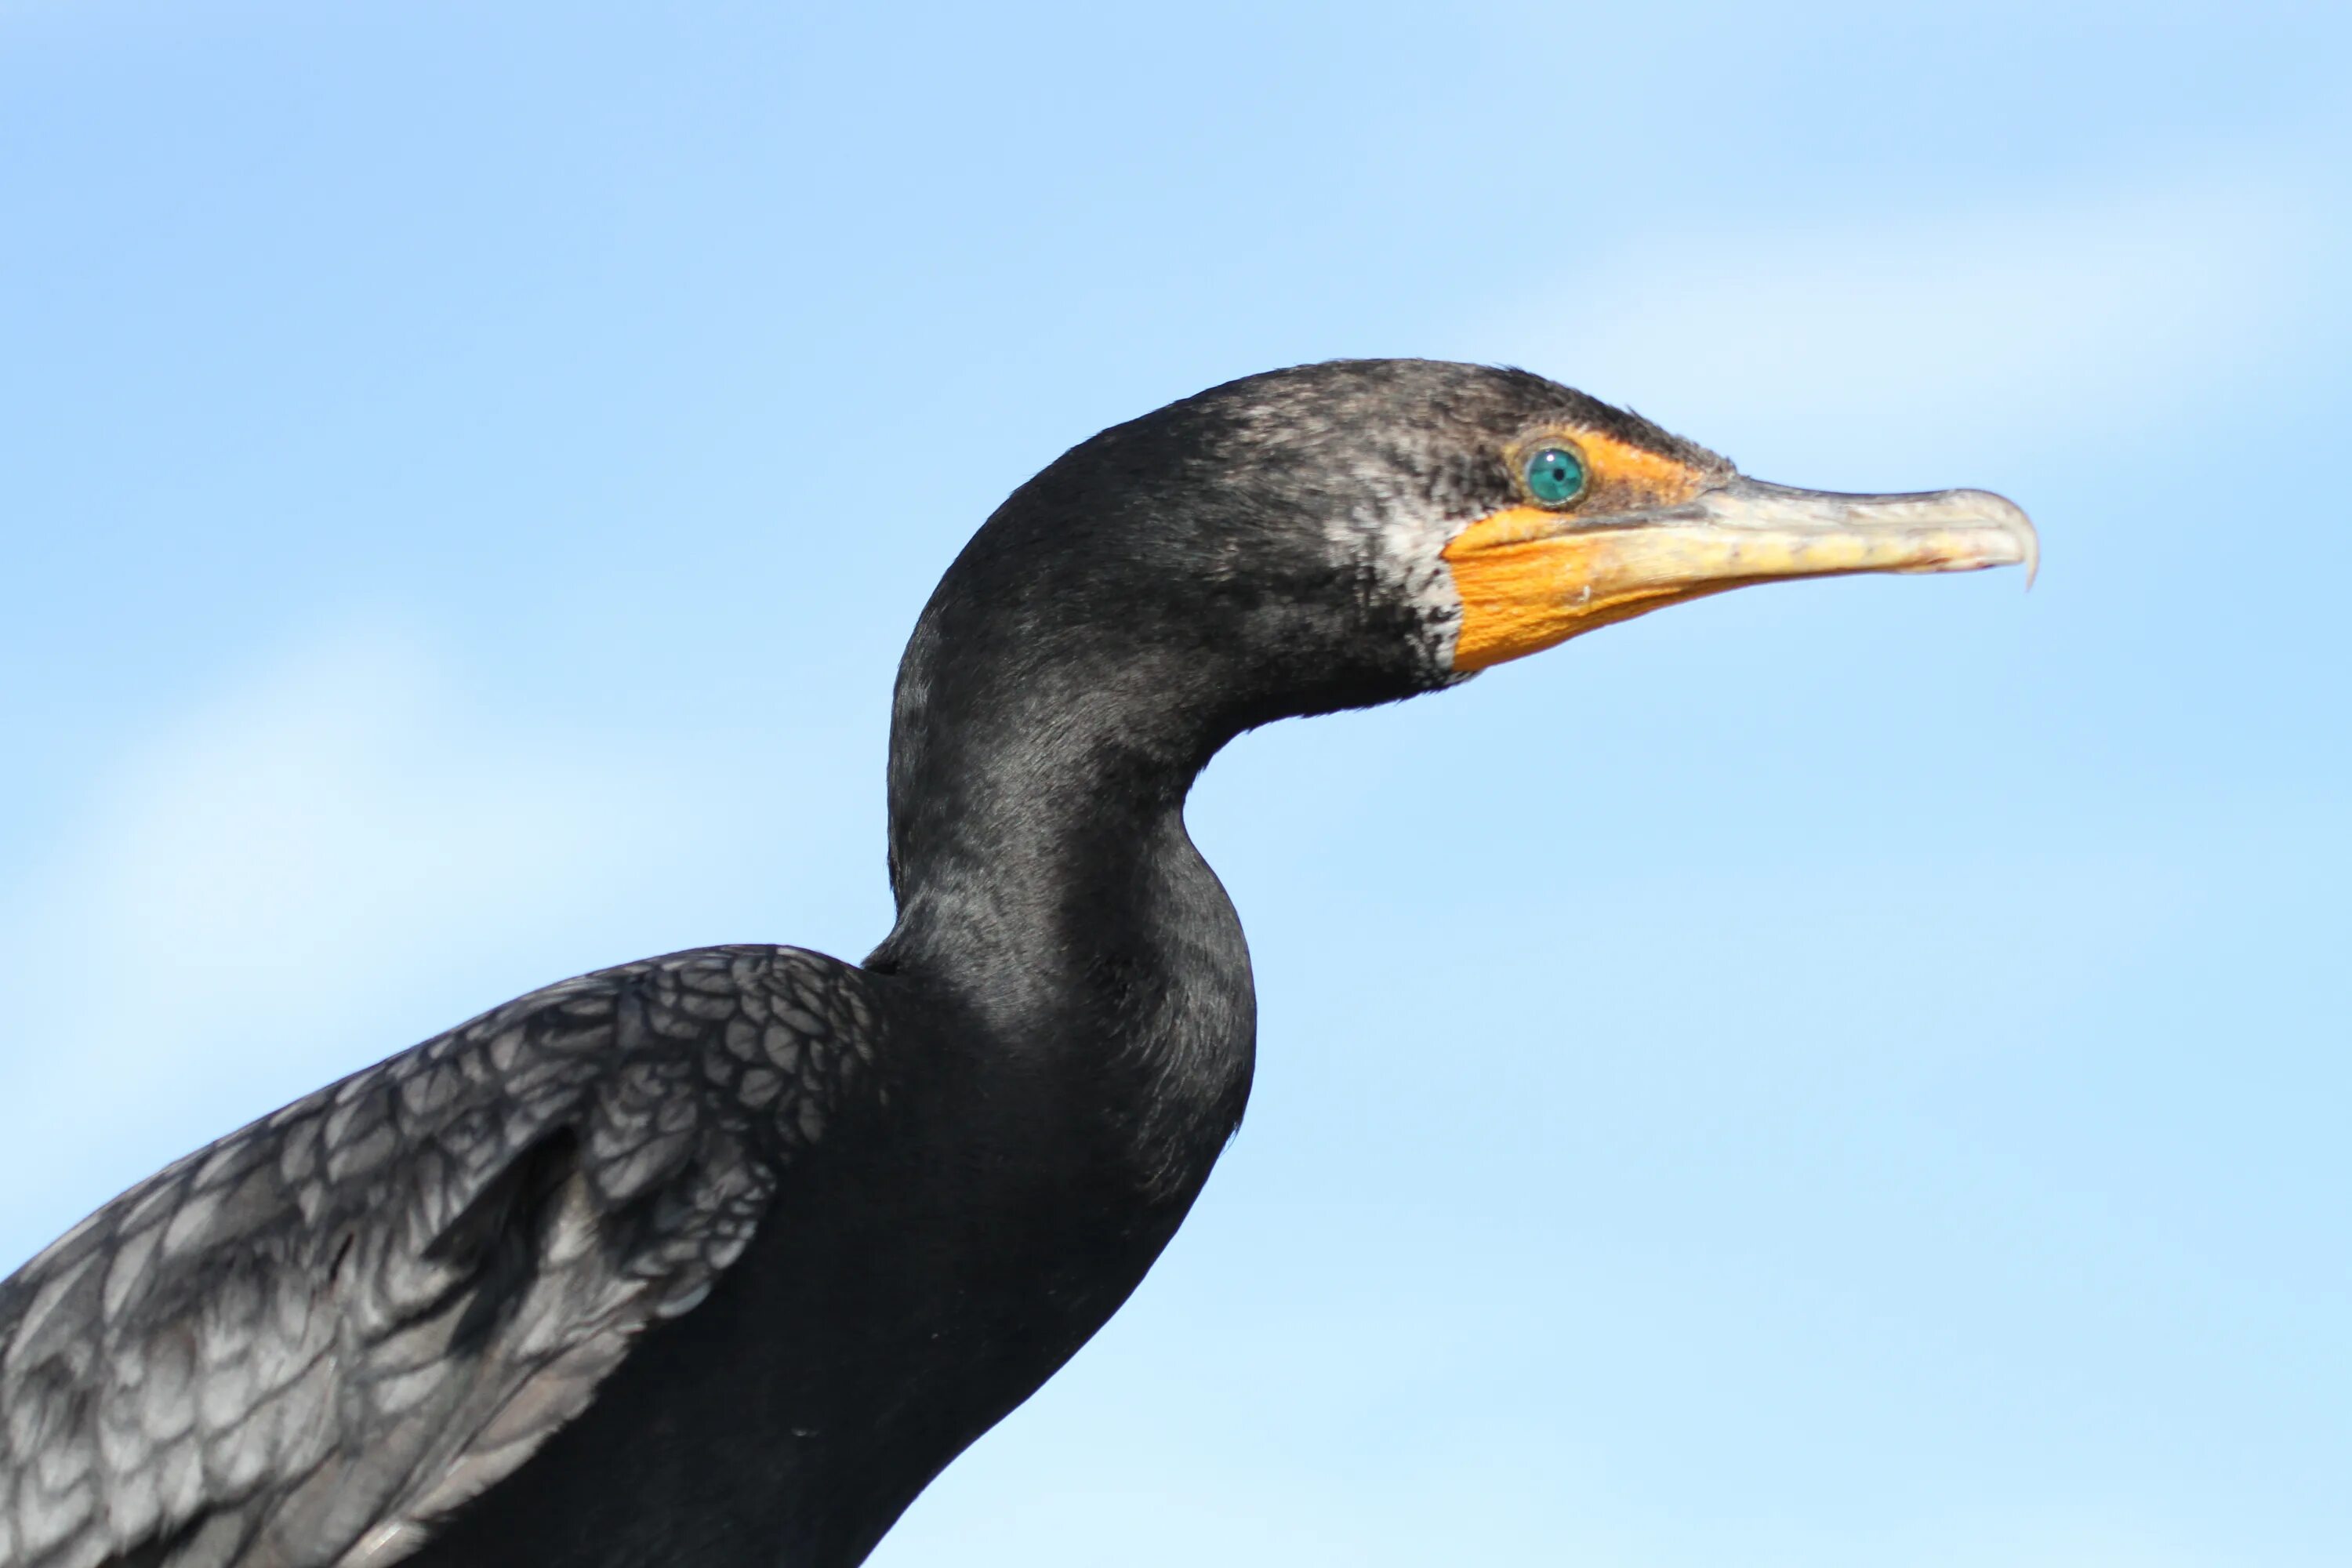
[0,623,700,1265]
[1456,170,2323,474]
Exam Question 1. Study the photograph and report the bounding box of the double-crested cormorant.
[0,361,2034,1568]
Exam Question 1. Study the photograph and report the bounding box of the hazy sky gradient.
[3,4,2347,1563]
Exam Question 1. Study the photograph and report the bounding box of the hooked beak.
[1442,477,2038,673]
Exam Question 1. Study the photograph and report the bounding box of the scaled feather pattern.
[0,948,880,1568]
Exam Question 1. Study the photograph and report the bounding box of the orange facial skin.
[1446,430,1722,673]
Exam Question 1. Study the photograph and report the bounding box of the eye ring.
[1516,441,1589,507]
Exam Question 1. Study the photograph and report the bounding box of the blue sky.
[2,2,2347,1563]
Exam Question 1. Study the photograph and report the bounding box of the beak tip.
[1955,487,2039,591]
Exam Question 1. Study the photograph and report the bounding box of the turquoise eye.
[1523,446,1587,506]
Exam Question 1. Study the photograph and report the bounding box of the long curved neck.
[873,622,1238,1016]
[867,610,1258,1189]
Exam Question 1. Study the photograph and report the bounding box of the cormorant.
[0,361,2034,1568]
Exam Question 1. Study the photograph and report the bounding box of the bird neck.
[874,654,1241,1014]
[867,636,1257,1181]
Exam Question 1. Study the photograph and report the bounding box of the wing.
[0,944,880,1568]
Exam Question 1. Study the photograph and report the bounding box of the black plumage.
[0,361,2034,1568]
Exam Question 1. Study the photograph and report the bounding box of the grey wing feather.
[0,945,879,1568]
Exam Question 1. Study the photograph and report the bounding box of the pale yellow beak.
[1443,478,2038,673]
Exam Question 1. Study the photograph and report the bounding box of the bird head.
[924,360,2033,724]
[891,358,2036,855]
